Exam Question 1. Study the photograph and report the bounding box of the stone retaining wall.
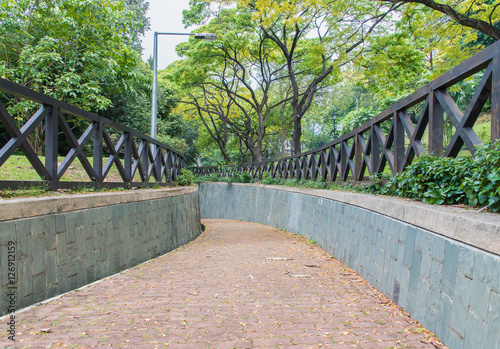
[0,187,201,316]
[199,182,500,349]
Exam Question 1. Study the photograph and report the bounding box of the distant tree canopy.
[172,0,498,164]
[1,0,497,165]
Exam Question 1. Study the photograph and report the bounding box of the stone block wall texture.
[199,183,500,349]
[0,188,201,316]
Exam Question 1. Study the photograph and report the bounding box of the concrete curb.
[213,182,500,256]
[0,186,198,222]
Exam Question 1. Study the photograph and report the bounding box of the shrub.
[177,169,195,186]
[371,142,500,211]
[461,142,500,211]
[238,172,252,183]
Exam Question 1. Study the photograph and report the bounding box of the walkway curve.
[2,220,445,348]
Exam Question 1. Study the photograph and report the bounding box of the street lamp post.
[150,32,217,140]
[332,111,338,139]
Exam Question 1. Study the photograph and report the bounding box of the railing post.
[354,134,363,181]
[158,148,164,181]
[124,132,132,183]
[171,153,177,181]
[341,140,348,180]
[394,111,405,172]
[302,156,308,180]
[329,146,336,182]
[492,55,500,142]
[311,154,317,181]
[371,125,380,177]
[93,121,103,184]
[429,89,444,156]
[45,105,58,189]
[320,149,327,180]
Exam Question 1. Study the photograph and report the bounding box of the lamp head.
[194,33,217,41]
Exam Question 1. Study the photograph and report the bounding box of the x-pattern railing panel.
[0,103,51,180]
[191,41,500,182]
[0,78,186,190]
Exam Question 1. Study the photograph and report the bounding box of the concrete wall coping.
[211,182,500,256]
[0,186,198,222]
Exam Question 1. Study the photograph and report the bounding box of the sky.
[141,0,197,70]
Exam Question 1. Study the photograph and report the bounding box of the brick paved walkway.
[2,219,446,348]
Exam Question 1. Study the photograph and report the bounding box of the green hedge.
[370,142,500,211]
[194,172,255,184]
[177,169,195,186]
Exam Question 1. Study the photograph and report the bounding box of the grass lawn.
[0,154,174,198]
[0,155,139,182]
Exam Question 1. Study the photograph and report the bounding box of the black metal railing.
[0,78,186,190]
[192,40,500,182]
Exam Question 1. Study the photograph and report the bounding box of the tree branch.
[382,0,500,40]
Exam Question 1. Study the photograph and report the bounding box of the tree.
[179,0,497,164]
[181,0,404,155]
[0,0,150,152]
[177,8,293,163]
[181,84,234,164]
[188,0,402,154]
[390,0,499,78]
[380,0,500,40]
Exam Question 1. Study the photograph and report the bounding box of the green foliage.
[0,0,157,155]
[0,184,50,199]
[174,0,497,167]
[156,134,190,156]
[461,143,500,211]
[237,172,252,183]
[0,0,149,112]
[396,1,497,78]
[376,155,474,204]
[340,107,377,134]
[371,143,500,211]
[260,172,361,191]
[358,32,428,98]
[177,169,195,186]
[194,171,258,184]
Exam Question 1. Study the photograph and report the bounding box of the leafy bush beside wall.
[177,169,195,186]
[372,142,500,211]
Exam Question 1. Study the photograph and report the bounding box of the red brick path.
[2,219,446,348]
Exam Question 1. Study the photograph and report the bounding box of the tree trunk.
[249,143,263,163]
[280,134,286,158]
[29,123,44,156]
[292,117,302,156]
[280,111,292,157]
[218,142,231,165]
